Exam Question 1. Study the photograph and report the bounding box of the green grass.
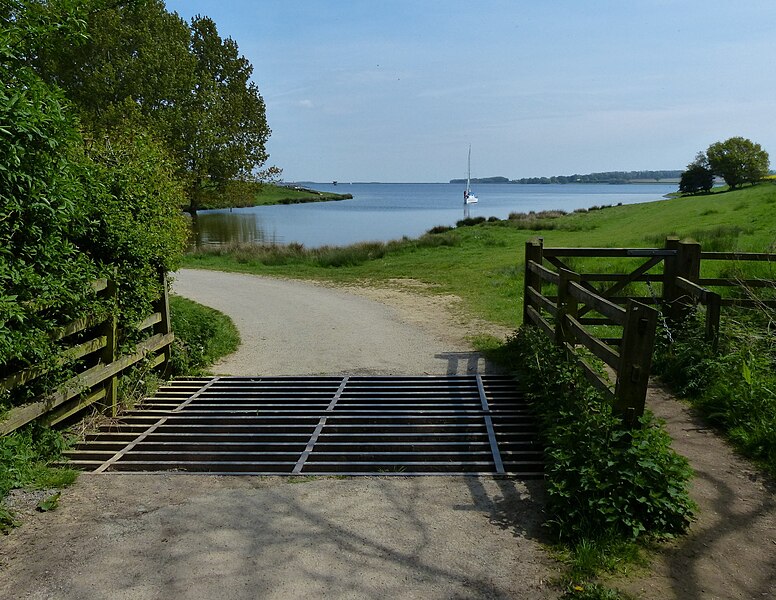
[252,183,352,205]
[195,181,352,209]
[168,295,241,375]
[182,182,776,329]
[1,424,78,532]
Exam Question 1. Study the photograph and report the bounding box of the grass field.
[252,184,352,205]
[182,183,776,329]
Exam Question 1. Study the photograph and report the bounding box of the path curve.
[172,268,493,376]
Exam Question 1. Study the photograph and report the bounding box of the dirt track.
[0,270,560,600]
[3,270,774,599]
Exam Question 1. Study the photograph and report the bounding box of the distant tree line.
[451,171,682,185]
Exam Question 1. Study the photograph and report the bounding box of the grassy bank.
[253,184,353,205]
[183,183,776,328]
[196,181,352,210]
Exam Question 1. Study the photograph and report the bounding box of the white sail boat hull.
[463,145,478,205]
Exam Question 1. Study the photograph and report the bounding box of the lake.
[190,182,677,248]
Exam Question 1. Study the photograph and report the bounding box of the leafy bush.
[510,327,695,543]
[456,216,487,227]
[0,41,97,370]
[427,225,453,234]
[78,132,189,340]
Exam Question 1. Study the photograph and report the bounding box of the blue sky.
[166,1,776,182]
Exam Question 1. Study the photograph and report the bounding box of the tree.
[30,1,274,211]
[706,137,770,190]
[179,16,271,212]
[679,152,714,194]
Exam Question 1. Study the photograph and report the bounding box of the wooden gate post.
[705,290,722,350]
[100,275,118,417]
[523,237,544,324]
[614,300,658,427]
[556,268,580,346]
[663,237,701,323]
[153,270,172,375]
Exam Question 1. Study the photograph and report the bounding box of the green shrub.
[427,225,453,234]
[511,327,695,543]
[78,131,189,342]
[0,41,97,370]
[456,216,487,227]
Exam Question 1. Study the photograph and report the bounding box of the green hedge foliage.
[1,23,187,402]
[511,327,695,543]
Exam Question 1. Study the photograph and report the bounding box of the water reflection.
[189,210,281,248]
[187,183,676,249]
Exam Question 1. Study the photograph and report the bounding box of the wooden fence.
[0,274,174,435]
[523,236,776,425]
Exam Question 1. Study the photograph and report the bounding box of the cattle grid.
[66,375,543,477]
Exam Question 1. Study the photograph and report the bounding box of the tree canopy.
[29,0,272,210]
[706,137,770,190]
[679,152,714,195]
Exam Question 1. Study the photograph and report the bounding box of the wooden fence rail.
[522,237,775,426]
[0,273,173,435]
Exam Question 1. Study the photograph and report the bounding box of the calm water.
[190,182,676,248]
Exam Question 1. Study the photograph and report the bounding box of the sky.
[165,0,776,183]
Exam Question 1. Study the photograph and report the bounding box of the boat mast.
[466,144,472,196]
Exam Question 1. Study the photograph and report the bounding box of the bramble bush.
[510,327,695,543]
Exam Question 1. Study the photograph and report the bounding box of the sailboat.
[464,145,478,205]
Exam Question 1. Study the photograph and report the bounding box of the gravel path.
[0,269,560,600]
[171,269,498,376]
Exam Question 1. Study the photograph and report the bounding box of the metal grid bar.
[68,375,542,477]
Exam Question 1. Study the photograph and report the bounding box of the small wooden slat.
[525,305,554,338]
[574,353,615,400]
[567,281,627,324]
[136,312,162,332]
[526,286,558,317]
[47,387,107,426]
[578,317,619,326]
[564,315,620,368]
[527,260,560,285]
[52,314,106,341]
[701,252,776,261]
[579,273,666,283]
[0,337,108,393]
[699,278,776,288]
[544,248,676,258]
[676,276,713,302]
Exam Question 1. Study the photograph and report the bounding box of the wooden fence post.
[153,270,172,376]
[100,276,118,417]
[523,237,544,325]
[705,290,721,350]
[556,268,580,346]
[614,300,658,427]
[663,237,701,323]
